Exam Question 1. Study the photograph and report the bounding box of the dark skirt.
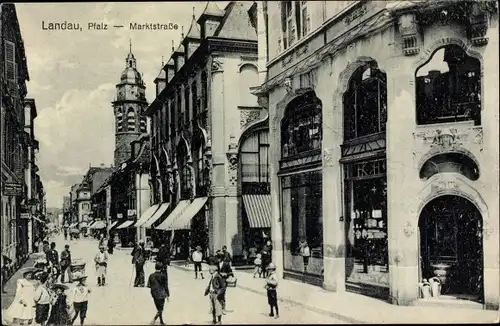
[47,296,70,325]
[152,296,165,312]
[267,289,278,306]
[35,304,50,324]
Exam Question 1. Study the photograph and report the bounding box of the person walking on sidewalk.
[264,263,279,319]
[192,246,205,280]
[147,262,170,326]
[94,245,108,286]
[60,244,72,283]
[2,267,39,325]
[70,275,91,325]
[107,234,115,255]
[157,243,170,272]
[204,265,224,325]
[47,283,70,326]
[46,242,60,282]
[132,241,146,287]
[33,271,51,326]
[216,251,233,314]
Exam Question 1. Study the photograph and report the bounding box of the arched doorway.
[419,195,483,301]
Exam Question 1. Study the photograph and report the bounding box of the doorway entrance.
[419,195,483,301]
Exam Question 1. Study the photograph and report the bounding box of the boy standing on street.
[147,262,170,326]
[33,271,51,326]
[205,265,224,325]
[192,246,204,280]
[264,263,279,319]
[71,275,91,325]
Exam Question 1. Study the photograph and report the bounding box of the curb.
[169,264,365,324]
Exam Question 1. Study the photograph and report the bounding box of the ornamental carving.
[323,148,333,164]
[240,109,260,129]
[467,1,497,46]
[403,221,415,238]
[284,77,293,93]
[257,96,269,109]
[394,251,404,265]
[212,58,223,72]
[398,12,421,56]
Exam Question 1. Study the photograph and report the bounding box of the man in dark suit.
[46,242,60,280]
[147,262,170,325]
[216,251,233,314]
[132,241,146,287]
[205,265,225,324]
[156,243,170,272]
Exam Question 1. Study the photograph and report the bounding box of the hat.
[51,283,69,291]
[266,263,276,270]
[216,250,224,257]
[73,274,88,282]
[196,245,202,251]
[21,267,41,278]
[33,270,48,280]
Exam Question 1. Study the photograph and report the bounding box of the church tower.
[113,41,148,167]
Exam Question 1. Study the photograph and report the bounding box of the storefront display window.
[281,170,323,276]
[344,159,388,284]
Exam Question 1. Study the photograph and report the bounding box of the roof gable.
[214,1,257,41]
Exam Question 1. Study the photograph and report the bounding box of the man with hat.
[131,241,146,287]
[94,245,109,286]
[71,273,91,325]
[33,269,51,326]
[60,244,72,283]
[147,262,170,325]
[216,251,233,314]
[192,245,205,280]
[204,265,224,325]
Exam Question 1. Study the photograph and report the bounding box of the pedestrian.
[204,265,224,325]
[192,245,205,280]
[253,253,262,278]
[131,241,146,287]
[42,241,50,255]
[261,240,272,278]
[264,263,279,319]
[1,254,13,293]
[299,240,310,273]
[156,243,170,271]
[147,262,170,326]
[216,251,233,314]
[60,244,72,283]
[46,242,60,281]
[47,283,70,326]
[107,234,115,255]
[221,245,232,266]
[70,275,91,325]
[94,245,108,286]
[2,267,39,325]
[33,271,51,326]
[64,227,68,241]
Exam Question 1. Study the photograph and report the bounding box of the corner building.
[255,1,499,309]
[144,2,269,259]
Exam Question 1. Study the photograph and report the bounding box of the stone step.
[414,296,484,310]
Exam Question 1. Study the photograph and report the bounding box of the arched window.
[195,141,206,196]
[184,86,190,124]
[116,110,123,132]
[177,142,192,199]
[191,81,198,117]
[416,45,481,125]
[239,64,258,107]
[201,71,208,110]
[281,92,322,158]
[343,62,387,141]
[127,108,136,131]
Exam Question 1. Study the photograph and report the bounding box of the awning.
[169,197,208,231]
[142,203,171,228]
[155,200,190,230]
[91,220,106,229]
[88,221,96,228]
[242,194,272,228]
[32,216,45,223]
[79,221,89,228]
[116,220,135,229]
[134,204,160,227]
[70,223,77,228]
[109,220,119,229]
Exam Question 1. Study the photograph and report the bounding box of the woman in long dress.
[47,283,71,326]
[2,267,39,325]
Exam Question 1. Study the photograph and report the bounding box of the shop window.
[416,45,481,126]
[241,129,270,188]
[344,159,388,282]
[281,92,322,158]
[343,62,387,141]
[282,171,323,257]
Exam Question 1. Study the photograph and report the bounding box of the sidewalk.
[170,262,499,324]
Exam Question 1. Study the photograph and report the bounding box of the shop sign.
[127,209,136,217]
[2,183,24,196]
[20,213,31,219]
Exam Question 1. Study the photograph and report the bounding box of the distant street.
[55,235,347,325]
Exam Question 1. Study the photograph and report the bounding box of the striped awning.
[88,221,96,228]
[79,221,89,228]
[242,194,272,228]
[32,216,45,223]
[117,220,135,229]
[91,220,106,229]
[142,203,170,228]
[109,220,119,229]
[169,197,208,231]
[134,204,160,228]
[156,200,190,230]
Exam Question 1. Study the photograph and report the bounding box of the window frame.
[127,108,136,132]
[300,1,310,38]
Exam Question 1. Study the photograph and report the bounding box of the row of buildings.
[1,4,47,267]
[71,1,499,310]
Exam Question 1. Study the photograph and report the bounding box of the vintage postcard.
[1,1,499,325]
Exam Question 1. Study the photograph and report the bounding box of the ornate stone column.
[225,135,242,256]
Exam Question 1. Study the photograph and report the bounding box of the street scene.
[2,1,500,325]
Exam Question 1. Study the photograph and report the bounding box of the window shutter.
[5,40,17,95]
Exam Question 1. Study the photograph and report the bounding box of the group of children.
[2,267,91,326]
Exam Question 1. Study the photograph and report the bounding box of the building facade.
[255,0,499,310]
[1,3,35,263]
[144,1,270,259]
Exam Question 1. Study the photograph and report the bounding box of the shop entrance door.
[419,195,483,300]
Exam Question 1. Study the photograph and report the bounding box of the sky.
[16,2,228,208]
